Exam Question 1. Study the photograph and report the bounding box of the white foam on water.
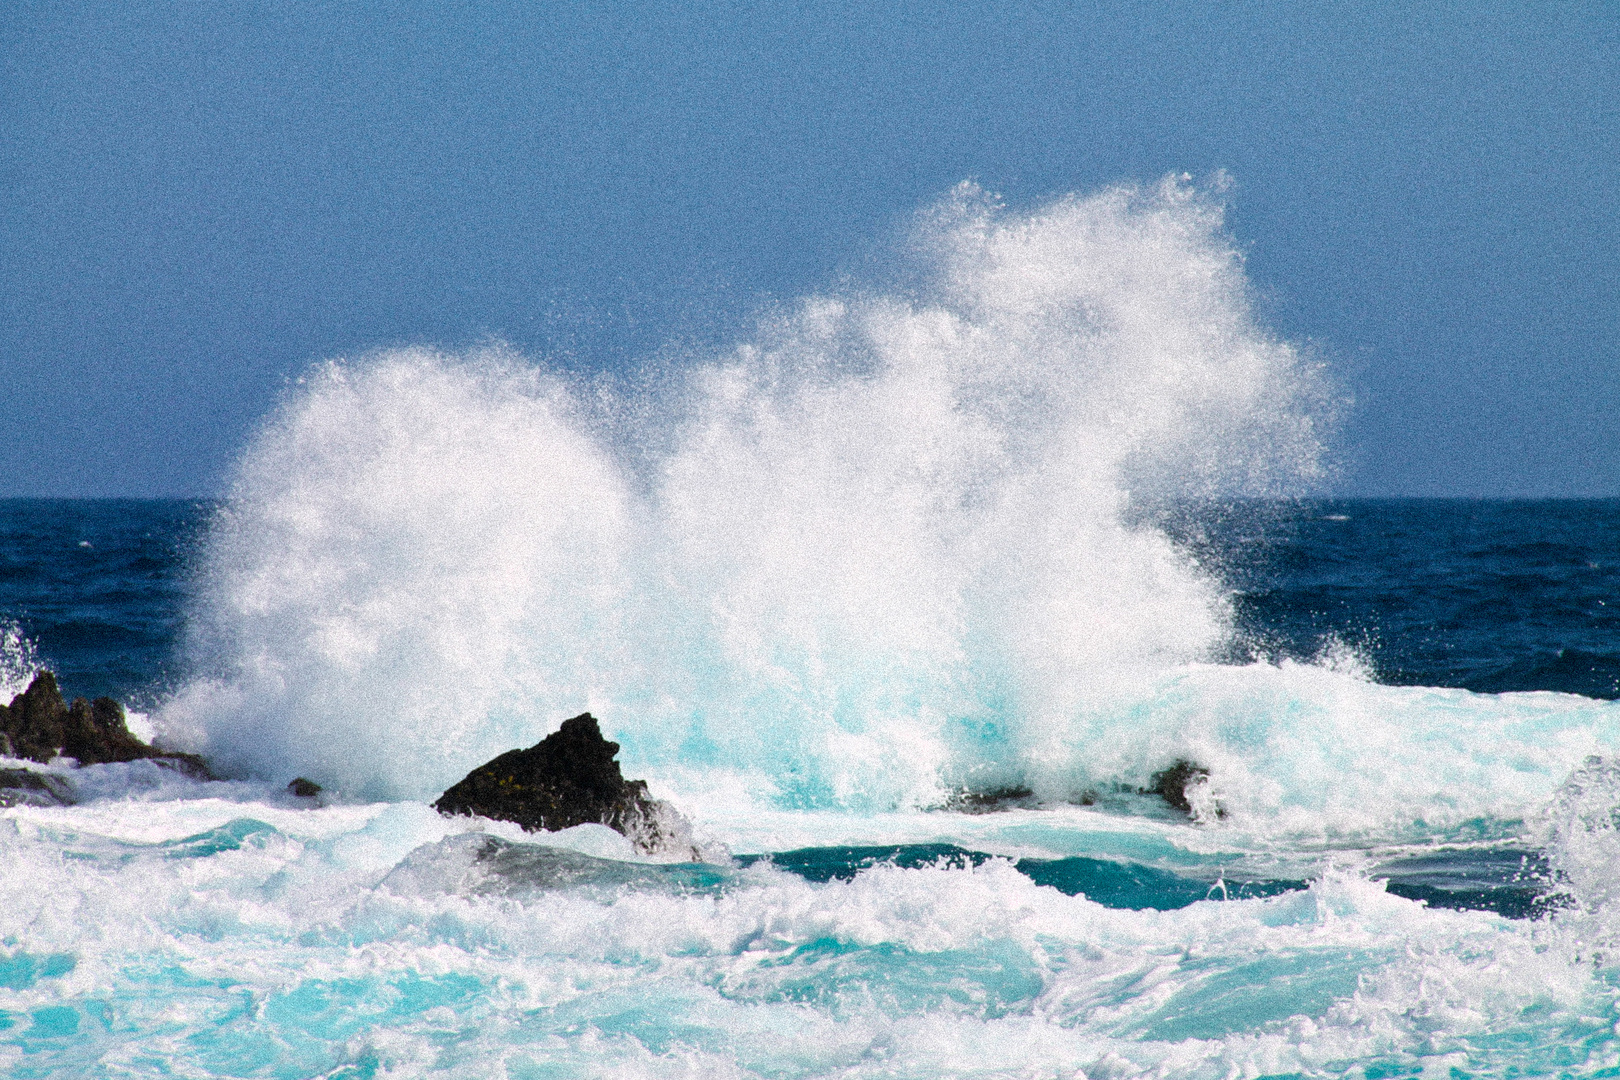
[121,710,154,744]
[2,790,1617,1078]
[1068,660,1620,842]
[12,178,1620,1075]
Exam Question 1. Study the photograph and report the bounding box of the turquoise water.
[3,786,1619,1078]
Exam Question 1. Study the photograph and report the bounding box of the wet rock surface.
[385,834,733,900]
[0,671,211,777]
[1146,759,1217,817]
[434,713,697,856]
[0,766,75,808]
[940,786,1040,814]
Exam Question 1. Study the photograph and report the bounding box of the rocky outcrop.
[287,778,322,798]
[433,713,697,857]
[0,671,211,777]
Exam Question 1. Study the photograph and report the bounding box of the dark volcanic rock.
[434,713,693,856]
[1147,760,1206,814]
[0,766,74,808]
[287,777,322,798]
[941,785,1039,814]
[0,671,148,763]
[1146,759,1220,818]
[0,670,212,777]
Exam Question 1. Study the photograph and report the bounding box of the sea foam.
[1,792,1612,1079]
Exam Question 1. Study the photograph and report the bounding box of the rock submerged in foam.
[0,670,211,777]
[0,766,74,807]
[1146,759,1224,819]
[433,713,701,859]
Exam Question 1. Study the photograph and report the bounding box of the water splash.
[159,178,1335,805]
[1545,756,1620,920]
[0,622,41,702]
[160,354,635,798]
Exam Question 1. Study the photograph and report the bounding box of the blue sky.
[3,1,1616,496]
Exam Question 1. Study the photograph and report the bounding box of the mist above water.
[158,178,1336,806]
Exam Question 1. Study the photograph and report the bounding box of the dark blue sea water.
[1183,499,1620,698]
[0,499,211,706]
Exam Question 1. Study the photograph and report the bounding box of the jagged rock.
[0,767,74,808]
[1146,759,1222,819]
[941,785,1039,814]
[0,671,212,777]
[434,713,696,857]
[1147,760,1206,814]
[288,777,322,798]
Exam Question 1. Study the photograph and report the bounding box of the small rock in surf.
[287,777,322,798]
[941,785,1039,814]
[0,670,212,777]
[433,713,701,858]
[1146,759,1224,819]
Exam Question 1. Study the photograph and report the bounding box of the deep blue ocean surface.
[0,499,210,705]
[1181,499,1620,698]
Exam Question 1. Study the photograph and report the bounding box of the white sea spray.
[158,178,1336,812]
[0,621,40,702]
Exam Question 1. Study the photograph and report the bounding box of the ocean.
[4,185,1620,1078]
